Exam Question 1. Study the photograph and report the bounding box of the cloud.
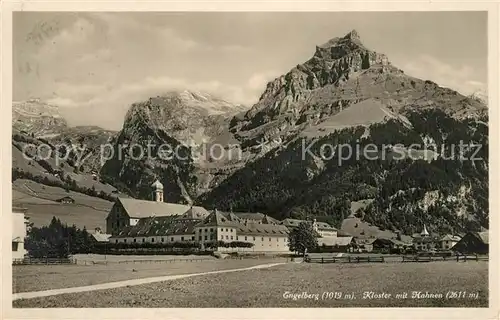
[399,54,486,95]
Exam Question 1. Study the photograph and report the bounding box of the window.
[210,228,213,232]
[181,237,184,241]
[210,235,214,240]
[124,239,127,243]
[269,238,271,241]
[12,242,18,251]
[205,236,208,241]
[171,237,174,242]
[236,236,239,241]
[245,236,247,241]
[230,229,233,232]
[142,238,145,243]
[161,238,165,242]
[226,235,228,240]
[192,236,195,241]
[115,239,118,243]
[253,237,256,241]
[134,239,137,243]
[151,238,155,243]
[221,235,224,240]
[199,236,202,241]
[226,228,228,232]
[230,236,233,240]
[262,237,264,241]
[205,228,208,232]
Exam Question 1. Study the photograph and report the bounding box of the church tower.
[420,224,429,237]
[151,179,164,202]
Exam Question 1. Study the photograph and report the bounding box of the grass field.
[13,257,286,294]
[13,261,488,308]
[12,179,113,229]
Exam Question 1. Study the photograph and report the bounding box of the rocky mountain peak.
[344,29,360,41]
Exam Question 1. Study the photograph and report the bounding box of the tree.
[288,222,318,255]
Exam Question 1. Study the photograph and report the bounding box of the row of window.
[115,236,196,243]
[198,228,234,233]
[114,235,289,243]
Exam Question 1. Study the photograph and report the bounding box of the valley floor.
[13,260,488,308]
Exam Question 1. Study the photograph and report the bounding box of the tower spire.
[151,179,164,202]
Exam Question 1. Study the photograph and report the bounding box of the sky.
[13,12,488,130]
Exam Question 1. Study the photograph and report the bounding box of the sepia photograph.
[2,6,497,317]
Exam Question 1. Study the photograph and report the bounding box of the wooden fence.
[402,254,488,262]
[306,254,488,264]
[13,257,76,265]
[305,256,385,263]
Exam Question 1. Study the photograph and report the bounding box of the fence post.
[476,254,478,262]
[368,257,370,263]
[356,257,360,263]
[348,256,351,263]
[381,256,385,263]
[321,257,324,264]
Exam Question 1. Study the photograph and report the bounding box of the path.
[13,262,286,301]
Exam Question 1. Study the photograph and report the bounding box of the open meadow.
[13,260,488,308]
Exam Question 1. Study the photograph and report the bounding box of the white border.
[1,2,499,319]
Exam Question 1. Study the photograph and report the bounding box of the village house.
[351,238,376,253]
[89,227,111,244]
[56,196,75,204]
[452,231,489,254]
[412,225,440,252]
[281,218,338,237]
[105,180,209,235]
[439,234,462,250]
[317,235,354,252]
[12,207,28,261]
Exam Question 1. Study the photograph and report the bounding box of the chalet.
[105,180,209,235]
[439,234,462,250]
[452,231,489,254]
[351,238,376,253]
[317,236,354,252]
[56,196,75,204]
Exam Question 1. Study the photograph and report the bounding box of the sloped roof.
[441,234,462,242]
[117,197,205,218]
[477,231,489,244]
[196,210,241,228]
[111,216,199,238]
[237,222,289,236]
[337,230,352,237]
[177,206,210,220]
[281,218,304,228]
[281,219,337,231]
[90,232,111,242]
[354,237,377,245]
[318,236,353,247]
[315,221,338,231]
[226,212,280,225]
[232,212,266,221]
